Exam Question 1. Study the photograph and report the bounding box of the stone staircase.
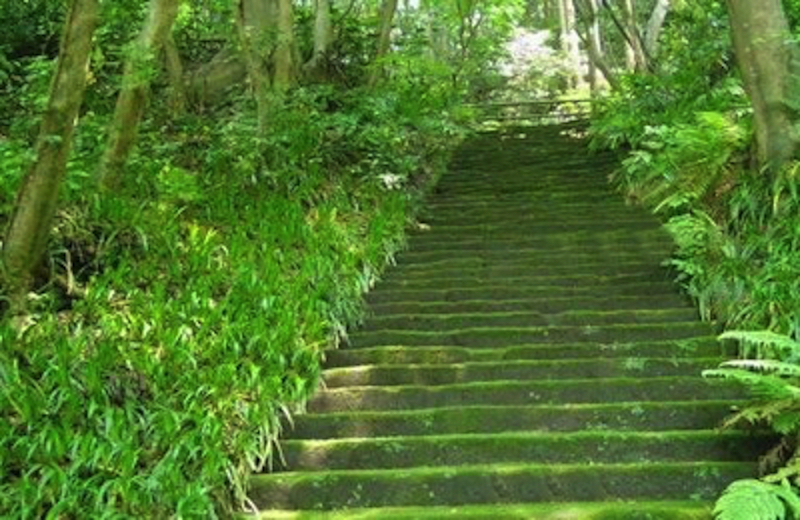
[246,124,769,519]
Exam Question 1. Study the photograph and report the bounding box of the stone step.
[249,461,755,510]
[374,272,678,292]
[285,401,741,440]
[325,337,721,367]
[321,358,721,387]
[277,430,770,471]
[403,233,671,253]
[307,377,743,413]
[390,251,672,272]
[347,322,713,349]
[364,283,682,305]
[362,309,698,331]
[408,219,660,235]
[394,246,672,266]
[250,500,715,519]
[367,295,691,316]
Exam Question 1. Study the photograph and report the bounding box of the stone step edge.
[293,399,741,421]
[321,357,723,377]
[280,429,758,449]
[251,460,751,482]
[363,308,696,321]
[243,500,713,520]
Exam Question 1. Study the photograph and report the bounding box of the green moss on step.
[243,500,714,519]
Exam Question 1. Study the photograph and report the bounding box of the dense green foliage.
[0,83,464,517]
[0,0,489,516]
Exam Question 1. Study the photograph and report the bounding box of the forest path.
[247,124,767,519]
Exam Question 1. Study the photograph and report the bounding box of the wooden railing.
[470,99,593,125]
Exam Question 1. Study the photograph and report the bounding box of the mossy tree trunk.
[304,0,333,80]
[273,0,296,91]
[726,0,800,171]
[164,32,186,116]
[643,0,670,58]
[559,0,582,89]
[368,0,399,87]
[1,0,99,311]
[97,0,180,190]
[235,0,273,131]
[575,0,618,91]
[619,0,648,72]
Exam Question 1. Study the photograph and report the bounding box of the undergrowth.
[0,83,467,517]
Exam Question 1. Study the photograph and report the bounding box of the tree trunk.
[560,0,583,89]
[619,0,648,71]
[164,33,186,116]
[726,0,799,170]
[304,0,333,79]
[97,0,180,190]
[368,0,398,87]
[575,0,618,90]
[273,0,295,90]
[644,0,670,57]
[587,0,607,93]
[235,0,272,131]
[2,0,99,310]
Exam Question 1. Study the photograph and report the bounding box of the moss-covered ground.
[244,124,769,518]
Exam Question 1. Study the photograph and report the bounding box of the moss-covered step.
[394,248,673,267]
[245,500,715,520]
[404,234,671,254]
[325,338,720,368]
[361,310,698,333]
[387,254,673,274]
[364,283,682,305]
[277,430,771,471]
[367,295,692,316]
[414,213,656,228]
[321,358,721,387]
[381,261,672,283]
[406,221,663,240]
[424,197,635,212]
[375,272,676,293]
[347,323,713,349]
[307,377,744,413]
[434,174,615,189]
[248,461,755,510]
[286,401,743,439]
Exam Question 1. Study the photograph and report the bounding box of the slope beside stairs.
[246,123,768,519]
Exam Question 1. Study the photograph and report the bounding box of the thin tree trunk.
[2,0,99,310]
[587,0,607,93]
[235,0,271,131]
[575,0,618,90]
[644,0,670,57]
[368,0,398,87]
[304,0,333,79]
[97,0,180,190]
[560,0,583,89]
[164,33,186,116]
[726,0,799,170]
[273,0,295,90]
[619,0,648,71]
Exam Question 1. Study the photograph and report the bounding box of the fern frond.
[714,479,791,520]
[703,368,800,400]
[719,330,800,361]
[720,359,800,377]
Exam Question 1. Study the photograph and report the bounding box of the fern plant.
[705,330,800,519]
[714,479,800,520]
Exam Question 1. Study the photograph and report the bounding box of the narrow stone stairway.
[247,124,769,519]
